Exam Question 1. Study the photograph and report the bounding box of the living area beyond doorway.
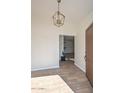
[59,35,75,62]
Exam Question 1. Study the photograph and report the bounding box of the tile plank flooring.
[32,61,93,93]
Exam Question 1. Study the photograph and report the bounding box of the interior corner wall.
[75,12,93,72]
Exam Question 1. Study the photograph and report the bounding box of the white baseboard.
[31,65,59,71]
[74,63,86,72]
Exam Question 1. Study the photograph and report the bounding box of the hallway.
[32,61,92,93]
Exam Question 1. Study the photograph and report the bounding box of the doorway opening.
[59,35,75,63]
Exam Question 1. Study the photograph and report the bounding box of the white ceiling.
[32,0,93,25]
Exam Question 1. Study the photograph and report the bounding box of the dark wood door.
[86,24,93,86]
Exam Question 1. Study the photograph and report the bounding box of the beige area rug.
[31,75,74,93]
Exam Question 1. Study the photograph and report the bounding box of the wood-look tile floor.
[31,61,93,93]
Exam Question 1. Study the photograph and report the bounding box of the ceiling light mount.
[57,0,61,3]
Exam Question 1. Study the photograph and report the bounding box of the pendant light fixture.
[53,0,65,27]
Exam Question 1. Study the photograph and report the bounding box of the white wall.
[31,24,59,71]
[75,12,93,72]
[31,17,77,71]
